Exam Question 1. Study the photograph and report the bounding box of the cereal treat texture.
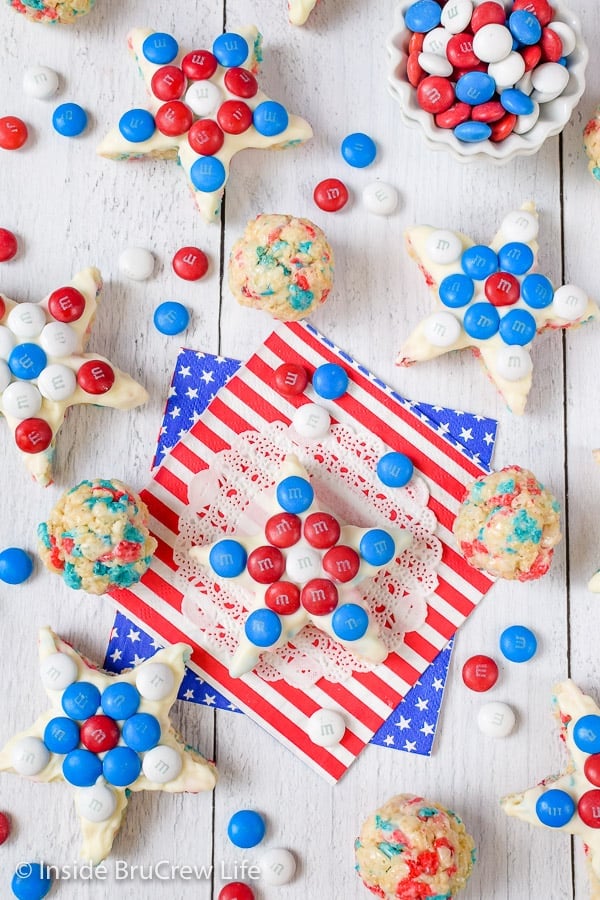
[453,466,561,582]
[228,214,334,321]
[355,793,476,900]
[7,0,95,24]
[38,478,157,593]
[584,107,600,183]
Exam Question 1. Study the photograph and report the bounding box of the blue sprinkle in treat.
[377,841,403,858]
[227,809,266,848]
[63,562,82,589]
[500,88,535,117]
[455,72,496,106]
[245,608,282,647]
[37,523,52,550]
[439,273,474,308]
[535,789,576,827]
[0,547,33,584]
[521,273,554,309]
[276,475,314,513]
[288,283,314,310]
[253,101,289,137]
[499,624,538,662]
[359,529,395,565]
[403,0,442,33]
[511,508,542,543]
[332,603,369,641]
[497,478,516,494]
[102,746,142,787]
[62,748,103,787]
[341,132,377,168]
[190,156,226,193]
[142,32,179,65]
[8,343,47,379]
[11,862,53,900]
[52,102,88,137]
[498,242,534,275]
[572,715,600,753]
[118,109,156,143]
[212,33,249,68]
[377,451,414,488]
[509,10,542,46]
[418,807,439,818]
[153,301,190,336]
[461,245,498,280]
[498,308,536,346]
[463,302,500,340]
[312,362,349,400]
[209,539,247,578]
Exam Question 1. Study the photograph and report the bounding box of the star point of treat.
[190,454,412,677]
[289,0,318,25]
[97,26,313,223]
[0,268,147,486]
[0,628,217,864]
[502,680,600,898]
[397,202,598,414]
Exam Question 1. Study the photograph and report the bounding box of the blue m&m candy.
[277,476,314,514]
[11,862,53,900]
[341,132,377,168]
[535,790,575,827]
[190,157,226,193]
[573,715,600,754]
[62,682,101,720]
[463,302,500,340]
[8,344,47,379]
[245,609,282,647]
[118,109,156,143]
[456,72,496,106]
[359,529,395,566]
[213,33,249,68]
[227,809,266,848]
[43,716,80,754]
[377,452,414,488]
[521,273,554,309]
[101,682,140,720]
[499,625,537,663]
[52,103,88,137]
[209,540,247,578]
[454,121,492,143]
[498,308,536,346]
[509,10,542,46]
[153,301,189,336]
[253,101,289,137]
[500,89,535,117]
[461,246,498,280]
[62,748,103,787]
[332,603,369,641]
[403,0,442,32]
[142,32,179,64]
[498,242,534,275]
[312,363,349,400]
[439,274,474,308]
[122,713,161,752]
[0,547,33,584]
[103,746,142,787]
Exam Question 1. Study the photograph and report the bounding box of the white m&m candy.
[418,52,453,78]
[0,326,15,360]
[473,24,513,63]
[514,102,540,135]
[23,66,59,100]
[76,783,118,823]
[136,662,175,700]
[7,303,46,338]
[118,247,155,281]
[2,382,42,419]
[12,736,50,775]
[423,27,452,56]
[424,312,461,348]
[292,403,331,440]
[547,21,577,57]
[185,81,222,117]
[495,345,533,382]
[531,62,570,104]
[362,182,399,216]
[477,701,516,738]
[425,230,462,265]
[552,285,588,321]
[259,848,297,886]
[40,652,78,689]
[307,708,346,747]
[285,545,321,583]
[38,364,77,401]
[488,52,525,90]
[142,745,183,784]
[0,360,11,392]
[500,209,539,243]
[441,0,473,34]
[40,322,78,357]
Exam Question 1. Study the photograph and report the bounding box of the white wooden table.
[0,0,599,896]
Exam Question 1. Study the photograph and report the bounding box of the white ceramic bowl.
[387,0,588,164]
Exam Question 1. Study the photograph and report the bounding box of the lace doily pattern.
[174,423,441,688]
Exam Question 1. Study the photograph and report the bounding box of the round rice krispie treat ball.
[453,466,561,582]
[584,107,600,183]
[228,214,334,321]
[38,478,157,594]
[7,0,95,23]
[355,794,476,900]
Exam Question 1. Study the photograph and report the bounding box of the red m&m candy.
[485,271,520,306]
[322,546,360,583]
[80,715,120,753]
[489,113,517,143]
[273,362,309,396]
[224,68,258,98]
[417,76,455,114]
[472,101,505,123]
[0,811,10,845]
[461,654,499,692]
[584,754,600,788]
[247,546,285,584]
[513,0,553,27]
[435,102,470,129]
[218,884,255,900]
[447,34,479,70]
[0,228,18,262]
[301,578,339,615]
[0,116,28,150]
[313,178,349,213]
[407,51,426,88]
[188,119,224,156]
[181,50,217,80]
[265,512,302,548]
[172,246,209,281]
[520,44,542,71]
[217,100,253,135]
[540,27,563,62]
[471,1,507,31]
[303,513,341,550]
[265,581,301,615]
[408,31,425,54]
[578,790,600,828]
[151,66,186,101]
[77,360,115,394]
[14,418,52,453]
[155,101,193,137]
[48,286,86,323]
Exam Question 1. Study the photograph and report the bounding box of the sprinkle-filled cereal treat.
[7,0,95,23]
[453,466,561,581]
[38,479,157,594]
[228,214,335,321]
[355,794,476,899]
[0,628,217,864]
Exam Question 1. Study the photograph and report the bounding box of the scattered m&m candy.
[0,811,11,845]
[292,403,331,440]
[0,117,28,150]
[376,451,414,488]
[52,103,88,137]
[119,247,155,281]
[312,362,349,400]
[341,131,377,168]
[218,885,255,900]
[273,362,309,396]
[477,700,516,737]
[307,708,346,747]
[259,847,297,885]
[0,547,33,584]
[153,301,189,335]
[499,625,537,662]
[227,809,266,849]
[462,654,499,692]
[172,246,209,281]
[0,228,18,262]
[11,862,53,900]
[362,181,399,216]
[23,67,59,101]
[314,178,349,212]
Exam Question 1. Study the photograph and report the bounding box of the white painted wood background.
[0,0,598,896]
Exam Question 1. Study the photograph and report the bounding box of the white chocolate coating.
[288,0,318,25]
[97,27,313,223]
[0,628,217,864]
[397,203,598,415]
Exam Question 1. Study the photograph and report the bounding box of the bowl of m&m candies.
[387,0,588,163]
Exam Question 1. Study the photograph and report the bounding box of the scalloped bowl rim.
[387,0,589,164]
